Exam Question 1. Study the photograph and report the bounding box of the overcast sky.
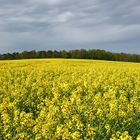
[0,0,140,54]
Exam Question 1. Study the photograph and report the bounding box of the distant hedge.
[0,49,140,62]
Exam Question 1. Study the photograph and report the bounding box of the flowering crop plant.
[0,59,140,140]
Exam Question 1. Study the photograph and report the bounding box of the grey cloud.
[0,0,140,53]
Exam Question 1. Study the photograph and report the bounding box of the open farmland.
[0,59,140,140]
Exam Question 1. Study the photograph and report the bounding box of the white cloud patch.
[55,11,74,22]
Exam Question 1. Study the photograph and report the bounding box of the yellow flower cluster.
[0,59,140,139]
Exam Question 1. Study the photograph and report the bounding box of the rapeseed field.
[0,59,140,140]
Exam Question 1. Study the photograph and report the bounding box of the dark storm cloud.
[0,0,140,53]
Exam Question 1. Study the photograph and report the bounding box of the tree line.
[0,49,140,62]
